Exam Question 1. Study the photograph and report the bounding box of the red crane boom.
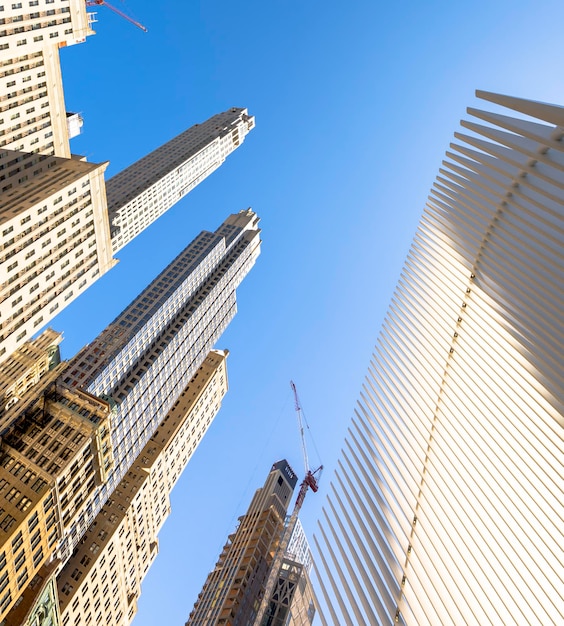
[86,0,147,32]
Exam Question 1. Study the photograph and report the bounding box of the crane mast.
[254,382,322,626]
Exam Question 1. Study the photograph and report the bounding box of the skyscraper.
[0,0,94,157]
[0,107,254,365]
[313,91,563,625]
[0,209,260,623]
[106,108,255,253]
[0,329,114,621]
[56,349,229,626]
[261,519,317,626]
[57,208,261,561]
[187,460,298,625]
[0,152,113,363]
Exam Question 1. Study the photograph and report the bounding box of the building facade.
[0,152,113,362]
[105,108,255,253]
[187,460,298,626]
[312,91,564,625]
[0,329,114,621]
[260,519,316,626]
[55,209,260,562]
[56,350,229,626]
[0,0,94,158]
[0,5,255,364]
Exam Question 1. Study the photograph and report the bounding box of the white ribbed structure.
[313,91,563,626]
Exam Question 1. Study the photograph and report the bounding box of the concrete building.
[0,152,113,363]
[186,460,298,626]
[105,108,255,253]
[56,350,229,626]
[313,92,564,625]
[0,0,94,158]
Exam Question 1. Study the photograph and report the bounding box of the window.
[32,547,43,568]
[16,496,32,512]
[61,582,73,596]
[0,512,15,532]
[11,532,23,552]
[17,568,28,589]
[14,550,25,571]
[5,487,20,502]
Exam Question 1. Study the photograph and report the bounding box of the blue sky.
[52,1,564,623]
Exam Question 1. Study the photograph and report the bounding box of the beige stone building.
[0,329,114,622]
[56,350,229,626]
[0,0,93,155]
[0,1,113,365]
[0,152,113,362]
[105,107,255,253]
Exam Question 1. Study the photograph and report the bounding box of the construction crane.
[254,381,323,626]
[86,0,148,32]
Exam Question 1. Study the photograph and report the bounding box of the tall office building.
[56,350,229,626]
[57,208,261,560]
[187,460,298,626]
[106,108,255,253]
[313,91,563,625]
[0,209,260,623]
[0,106,254,365]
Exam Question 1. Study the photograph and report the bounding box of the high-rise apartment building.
[313,91,563,625]
[56,349,229,626]
[55,208,260,562]
[187,460,298,626]
[0,3,108,364]
[0,0,94,158]
[0,151,113,363]
[106,107,255,253]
